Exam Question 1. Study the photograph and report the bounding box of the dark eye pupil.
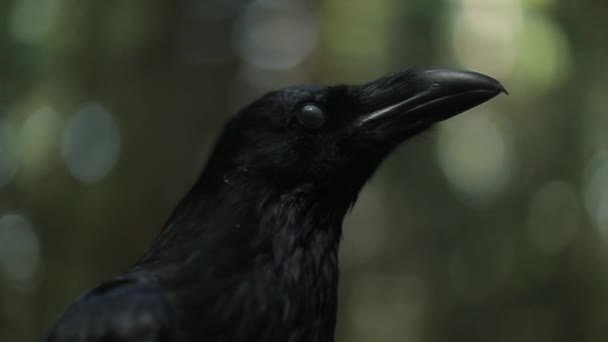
[297,104,325,129]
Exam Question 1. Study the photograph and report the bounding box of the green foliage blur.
[2,0,608,341]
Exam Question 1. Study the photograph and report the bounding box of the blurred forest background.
[1,0,608,341]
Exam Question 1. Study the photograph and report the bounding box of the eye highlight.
[297,104,325,130]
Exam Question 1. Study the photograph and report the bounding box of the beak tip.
[500,84,509,96]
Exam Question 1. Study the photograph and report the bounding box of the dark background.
[2,0,608,341]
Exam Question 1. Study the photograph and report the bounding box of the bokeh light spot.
[436,110,512,206]
[450,0,523,78]
[20,106,62,176]
[234,0,318,70]
[0,213,40,283]
[9,0,62,45]
[516,12,571,90]
[583,151,608,240]
[61,103,121,184]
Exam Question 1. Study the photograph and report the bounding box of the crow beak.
[356,69,506,133]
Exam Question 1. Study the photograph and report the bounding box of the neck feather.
[142,171,358,268]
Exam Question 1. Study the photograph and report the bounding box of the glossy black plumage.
[43,67,505,342]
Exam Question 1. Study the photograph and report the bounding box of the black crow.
[44,67,505,342]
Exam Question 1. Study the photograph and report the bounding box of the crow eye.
[297,104,325,130]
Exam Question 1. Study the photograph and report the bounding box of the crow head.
[200,67,505,197]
